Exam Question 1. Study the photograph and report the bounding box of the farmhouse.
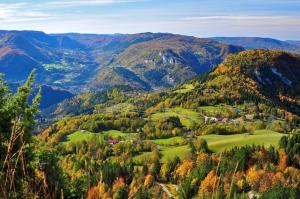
[108,138,119,145]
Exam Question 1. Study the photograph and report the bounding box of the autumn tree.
[199,170,218,196]
[278,149,288,171]
[175,160,193,178]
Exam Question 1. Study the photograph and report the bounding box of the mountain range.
[43,49,300,121]
[211,37,300,54]
[0,31,243,91]
[1,30,300,109]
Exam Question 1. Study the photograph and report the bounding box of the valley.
[1,31,300,198]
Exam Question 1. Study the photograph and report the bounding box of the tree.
[178,178,194,199]
[193,138,209,153]
[34,148,68,198]
[0,71,41,198]
[199,170,218,196]
[278,149,287,172]
[175,160,193,178]
[260,184,296,199]
[144,174,154,187]
[160,162,171,182]
[88,181,110,199]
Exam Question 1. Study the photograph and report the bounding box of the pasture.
[200,130,283,152]
[150,107,202,128]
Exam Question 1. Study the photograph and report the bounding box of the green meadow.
[62,130,137,144]
[62,131,102,143]
[200,130,283,152]
[160,145,191,163]
[152,136,186,146]
[174,84,195,93]
[150,107,202,128]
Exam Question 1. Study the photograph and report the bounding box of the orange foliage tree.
[175,160,193,178]
[199,170,218,196]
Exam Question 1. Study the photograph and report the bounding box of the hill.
[0,30,243,93]
[0,30,97,92]
[286,40,300,47]
[165,50,300,115]
[211,37,300,54]
[43,50,300,120]
[93,35,243,90]
[38,49,300,198]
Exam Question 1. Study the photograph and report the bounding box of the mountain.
[0,30,243,93]
[92,35,243,90]
[167,50,300,115]
[37,50,300,199]
[0,30,97,92]
[44,49,300,121]
[211,37,300,54]
[286,40,300,47]
[8,83,74,109]
[42,85,138,118]
[37,85,74,109]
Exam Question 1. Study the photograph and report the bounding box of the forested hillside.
[24,49,300,198]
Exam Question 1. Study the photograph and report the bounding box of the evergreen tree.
[0,71,41,198]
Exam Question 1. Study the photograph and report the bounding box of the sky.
[0,0,300,40]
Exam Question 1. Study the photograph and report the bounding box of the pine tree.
[0,71,41,198]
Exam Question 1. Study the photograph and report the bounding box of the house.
[245,114,255,121]
[222,118,229,123]
[204,116,218,124]
[108,138,119,145]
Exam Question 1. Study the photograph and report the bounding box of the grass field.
[104,103,136,114]
[103,130,127,138]
[133,152,154,164]
[175,84,195,93]
[200,130,284,152]
[103,130,138,140]
[160,145,191,163]
[150,107,202,128]
[199,104,234,116]
[152,136,186,146]
[62,131,103,143]
[62,130,137,144]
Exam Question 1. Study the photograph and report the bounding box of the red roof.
[108,138,119,144]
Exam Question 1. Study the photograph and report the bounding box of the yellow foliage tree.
[144,174,154,187]
[246,167,264,192]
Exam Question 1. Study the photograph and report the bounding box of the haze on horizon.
[0,0,300,40]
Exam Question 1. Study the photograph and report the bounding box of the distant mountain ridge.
[93,35,243,90]
[0,30,243,92]
[0,30,97,89]
[2,30,300,107]
[211,37,300,54]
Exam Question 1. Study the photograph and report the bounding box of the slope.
[93,35,243,90]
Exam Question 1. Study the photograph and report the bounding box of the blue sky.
[0,0,300,40]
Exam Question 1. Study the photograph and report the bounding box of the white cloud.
[42,0,145,8]
[0,2,54,22]
[181,15,298,21]
[0,1,299,40]
[0,0,143,23]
